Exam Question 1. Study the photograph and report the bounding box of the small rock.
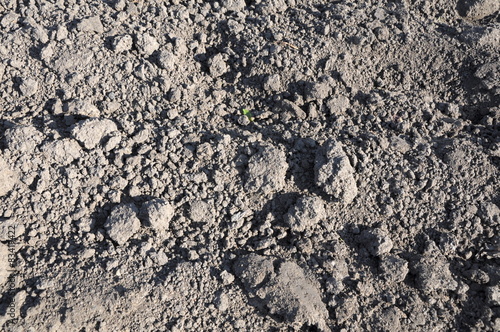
[187,250,199,261]
[113,34,133,53]
[245,145,288,195]
[221,0,246,11]
[41,139,82,165]
[315,139,358,204]
[233,254,275,289]
[379,255,409,283]
[77,16,104,34]
[63,99,100,117]
[413,255,458,293]
[458,0,500,20]
[369,306,404,331]
[71,118,118,149]
[233,254,330,331]
[220,270,235,286]
[257,0,288,15]
[0,157,17,196]
[56,25,68,41]
[357,228,394,256]
[40,42,54,61]
[188,200,212,223]
[18,77,38,97]
[0,221,25,241]
[263,74,282,92]
[1,11,19,30]
[486,285,500,306]
[284,196,326,232]
[475,62,499,92]
[4,125,44,153]
[306,81,331,101]
[274,99,307,119]
[157,50,177,70]
[0,242,13,286]
[104,204,141,245]
[481,202,500,226]
[140,199,175,234]
[135,34,159,56]
[208,53,229,78]
[215,292,229,311]
[326,96,350,115]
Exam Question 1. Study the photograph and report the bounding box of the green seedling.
[242,108,255,122]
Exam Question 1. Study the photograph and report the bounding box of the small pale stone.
[113,34,133,53]
[71,118,118,149]
[104,204,141,245]
[135,34,160,56]
[78,16,104,33]
[19,78,38,97]
[0,157,17,196]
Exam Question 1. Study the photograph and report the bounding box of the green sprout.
[242,108,255,122]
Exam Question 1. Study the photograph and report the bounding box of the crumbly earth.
[0,0,499,331]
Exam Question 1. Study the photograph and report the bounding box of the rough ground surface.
[0,0,499,331]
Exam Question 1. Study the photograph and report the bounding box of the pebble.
[19,77,38,97]
[4,125,44,153]
[284,196,326,232]
[140,199,175,234]
[245,145,288,195]
[104,204,141,245]
[71,118,118,150]
[208,53,229,77]
[135,34,160,56]
[113,34,133,53]
[315,139,358,204]
[0,156,17,196]
[41,139,82,165]
[77,16,104,34]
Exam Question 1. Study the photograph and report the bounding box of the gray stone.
[221,0,246,11]
[459,0,500,20]
[77,16,104,33]
[257,0,288,15]
[326,96,350,115]
[208,54,229,78]
[188,200,212,223]
[113,34,133,53]
[0,156,17,197]
[140,199,175,234]
[104,204,141,245]
[357,228,393,256]
[41,139,82,165]
[475,62,499,92]
[245,146,288,195]
[135,34,159,56]
[275,99,307,119]
[379,255,409,283]
[284,196,326,232]
[157,50,177,70]
[315,139,358,204]
[18,77,38,97]
[71,118,118,149]
[263,74,282,92]
[1,11,19,30]
[234,254,330,331]
[4,125,44,153]
[413,255,458,293]
[63,99,100,117]
[306,81,331,101]
[486,285,500,306]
